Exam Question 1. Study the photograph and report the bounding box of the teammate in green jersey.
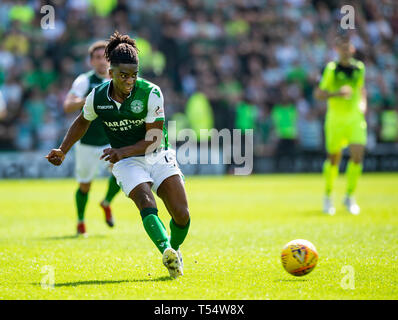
[314,34,367,215]
[46,32,190,279]
[63,41,121,236]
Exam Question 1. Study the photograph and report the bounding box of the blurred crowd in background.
[0,0,397,158]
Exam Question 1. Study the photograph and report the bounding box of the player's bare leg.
[157,175,190,276]
[327,152,342,165]
[323,152,341,215]
[157,175,190,227]
[344,144,365,215]
[76,182,90,237]
[129,182,157,210]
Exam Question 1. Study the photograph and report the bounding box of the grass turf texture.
[0,173,397,300]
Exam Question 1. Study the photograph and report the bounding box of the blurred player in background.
[315,34,367,215]
[47,32,190,279]
[63,41,121,236]
[0,91,6,120]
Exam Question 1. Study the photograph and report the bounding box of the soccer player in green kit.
[46,32,190,279]
[64,41,121,236]
[315,34,367,215]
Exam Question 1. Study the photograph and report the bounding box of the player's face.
[336,42,355,62]
[110,64,139,96]
[90,48,109,75]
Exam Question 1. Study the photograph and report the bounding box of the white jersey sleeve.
[0,91,6,113]
[69,74,90,98]
[82,89,97,121]
[145,86,165,123]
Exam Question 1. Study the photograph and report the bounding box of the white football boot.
[323,196,336,215]
[343,195,360,215]
[176,249,184,269]
[162,248,183,279]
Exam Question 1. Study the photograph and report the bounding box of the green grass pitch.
[0,173,397,299]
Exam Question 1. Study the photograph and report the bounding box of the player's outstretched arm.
[63,93,86,113]
[46,113,91,166]
[314,88,331,100]
[314,86,352,100]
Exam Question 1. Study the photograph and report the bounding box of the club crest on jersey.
[130,100,144,113]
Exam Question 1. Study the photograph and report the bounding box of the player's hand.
[45,149,65,166]
[338,85,352,99]
[100,148,124,164]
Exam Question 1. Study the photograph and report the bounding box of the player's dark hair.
[335,33,351,46]
[88,40,107,58]
[105,31,139,66]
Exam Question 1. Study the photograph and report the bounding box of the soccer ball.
[281,239,318,276]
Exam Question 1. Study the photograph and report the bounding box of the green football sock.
[346,161,362,196]
[75,188,88,222]
[141,208,171,254]
[103,175,120,205]
[170,218,190,251]
[323,160,338,196]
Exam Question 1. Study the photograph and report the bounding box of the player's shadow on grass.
[274,279,309,282]
[34,234,108,241]
[300,210,327,217]
[31,276,171,287]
